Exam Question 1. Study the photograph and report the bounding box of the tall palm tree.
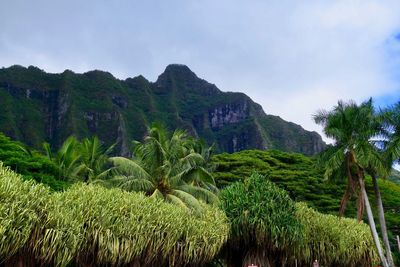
[376,103,400,266]
[108,124,218,211]
[314,99,390,267]
[77,136,115,183]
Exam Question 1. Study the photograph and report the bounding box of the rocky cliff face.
[0,64,326,155]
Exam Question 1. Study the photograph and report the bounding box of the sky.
[1,0,400,141]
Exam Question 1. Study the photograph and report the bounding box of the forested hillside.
[0,64,325,155]
[212,150,400,239]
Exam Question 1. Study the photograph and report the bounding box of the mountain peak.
[157,64,198,81]
[165,63,193,72]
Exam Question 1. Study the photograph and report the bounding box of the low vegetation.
[0,163,229,267]
[219,173,303,266]
[295,203,378,267]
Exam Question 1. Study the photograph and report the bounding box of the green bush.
[212,149,400,238]
[295,203,378,267]
[0,133,68,191]
[219,172,378,267]
[0,163,229,267]
[219,173,303,266]
[0,163,50,263]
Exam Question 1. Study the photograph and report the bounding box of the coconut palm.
[376,103,400,266]
[313,99,389,267]
[77,136,115,182]
[381,102,400,166]
[43,136,81,181]
[108,124,218,211]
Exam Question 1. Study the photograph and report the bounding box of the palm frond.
[170,189,203,212]
[109,157,150,180]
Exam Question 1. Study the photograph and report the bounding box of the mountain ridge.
[0,64,326,155]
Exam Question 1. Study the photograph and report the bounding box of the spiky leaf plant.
[0,162,49,264]
[30,190,84,267]
[45,183,229,267]
[295,202,379,267]
[220,173,303,267]
[0,163,229,267]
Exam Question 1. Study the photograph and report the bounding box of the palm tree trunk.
[372,174,394,266]
[359,176,389,267]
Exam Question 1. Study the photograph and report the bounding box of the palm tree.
[376,103,400,266]
[77,136,115,183]
[43,136,81,181]
[108,124,218,211]
[314,99,389,267]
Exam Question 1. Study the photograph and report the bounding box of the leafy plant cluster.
[0,133,68,190]
[219,173,378,267]
[295,202,378,267]
[212,150,400,234]
[0,163,229,267]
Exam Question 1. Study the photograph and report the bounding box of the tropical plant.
[295,202,378,266]
[108,124,218,211]
[381,103,400,166]
[379,102,400,265]
[0,162,50,266]
[219,173,304,267]
[313,99,390,266]
[60,184,228,267]
[0,163,229,267]
[0,132,67,191]
[76,136,115,182]
[43,136,81,181]
[212,147,400,265]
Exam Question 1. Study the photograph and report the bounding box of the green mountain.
[0,64,325,155]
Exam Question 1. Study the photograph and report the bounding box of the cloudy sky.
[1,0,400,141]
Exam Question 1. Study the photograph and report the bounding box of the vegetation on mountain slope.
[0,64,325,155]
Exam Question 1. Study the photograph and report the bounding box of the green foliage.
[44,136,81,181]
[0,64,324,155]
[213,149,344,213]
[78,136,115,182]
[0,132,68,190]
[219,173,303,266]
[314,99,388,220]
[0,163,229,267]
[314,99,399,266]
[219,172,378,266]
[108,124,218,211]
[0,163,50,261]
[295,202,378,267]
[43,135,115,183]
[212,149,400,243]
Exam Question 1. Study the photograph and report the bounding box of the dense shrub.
[0,163,229,267]
[219,173,303,267]
[0,163,50,263]
[219,172,379,267]
[295,203,378,267]
[0,133,68,191]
